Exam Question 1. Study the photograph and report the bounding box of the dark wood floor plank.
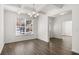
[1,38,72,55]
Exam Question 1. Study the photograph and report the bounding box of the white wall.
[4,10,17,43]
[62,21,72,36]
[50,12,72,38]
[48,17,55,38]
[72,5,79,53]
[48,11,72,51]
[38,15,49,42]
[4,10,38,43]
[0,5,4,54]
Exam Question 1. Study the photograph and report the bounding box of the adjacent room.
[0,4,73,55]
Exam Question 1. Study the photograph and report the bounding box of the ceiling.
[5,4,63,12]
[4,4,72,16]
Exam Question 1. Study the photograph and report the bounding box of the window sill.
[16,32,34,37]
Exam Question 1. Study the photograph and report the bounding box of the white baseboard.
[72,50,79,54]
[52,34,72,39]
[0,43,4,54]
[37,38,49,43]
[5,35,37,44]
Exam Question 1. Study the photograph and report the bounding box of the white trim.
[0,43,4,54]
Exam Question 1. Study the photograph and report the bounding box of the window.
[16,14,32,36]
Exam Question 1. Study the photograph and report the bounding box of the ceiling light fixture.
[27,4,39,18]
[17,4,39,18]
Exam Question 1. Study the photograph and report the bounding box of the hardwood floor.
[49,38,72,55]
[1,38,72,55]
